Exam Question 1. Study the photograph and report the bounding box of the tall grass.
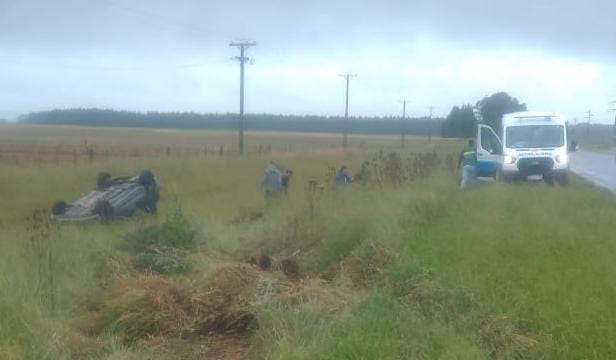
[1,127,616,359]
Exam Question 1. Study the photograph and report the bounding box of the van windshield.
[505,125,564,149]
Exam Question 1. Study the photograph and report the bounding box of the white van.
[476,111,569,184]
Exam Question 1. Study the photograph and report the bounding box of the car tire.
[137,194,158,215]
[138,170,155,187]
[138,169,159,199]
[93,199,114,219]
[97,172,112,189]
[52,201,67,216]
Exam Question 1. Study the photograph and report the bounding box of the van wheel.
[543,173,555,186]
[556,173,569,186]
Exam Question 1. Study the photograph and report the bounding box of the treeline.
[22,109,444,136]
[441,92,527,138]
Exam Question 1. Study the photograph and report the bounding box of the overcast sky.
[2,0,616,122]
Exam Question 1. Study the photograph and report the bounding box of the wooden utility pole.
[609,101,616,141]
[428,106,435,142]
[339,73,357,148]
[399,100,410,147]
[585,110,593,136]
[230,41,256,155]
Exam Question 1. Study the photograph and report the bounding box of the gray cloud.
[1,0,616,121]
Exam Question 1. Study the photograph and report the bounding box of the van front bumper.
[502,157,569,177]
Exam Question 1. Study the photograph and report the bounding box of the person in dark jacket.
[281,169,293,194]
[458,139,477,189]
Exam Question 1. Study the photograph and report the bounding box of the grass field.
[1,124,615,359]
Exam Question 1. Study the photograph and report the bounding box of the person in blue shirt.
[335,165,352,185]
[458,140,477,189]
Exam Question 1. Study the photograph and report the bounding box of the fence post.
[219,145,224,156]
[88,148,95,164]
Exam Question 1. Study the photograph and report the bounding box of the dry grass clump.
[277,278,360,314]
[190,263,263,335]
[400,278,470,318]
[53,330,107,359]
[321,241,395,288]
[0,345,24,360]
[473,315,541,359]
[75,274,193,344]
[243,249,302,278]
[244,249,272,271]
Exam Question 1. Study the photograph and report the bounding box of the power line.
[230,41,256,156]
[339,73,357,148]
[399,100,410,148]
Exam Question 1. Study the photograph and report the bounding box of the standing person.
[335,165,352,185]
[281,169,293,194]
[458,139,477,189]
[261,162,283,198]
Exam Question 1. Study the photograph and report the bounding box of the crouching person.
[335,165,352,186]
[458,139,477,189]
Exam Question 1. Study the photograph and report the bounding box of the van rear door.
[476,124,503,177]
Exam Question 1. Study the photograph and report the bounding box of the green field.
[0,125,615,359]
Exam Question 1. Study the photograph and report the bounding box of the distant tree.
[475,92,527,135]
[441,105,476,138]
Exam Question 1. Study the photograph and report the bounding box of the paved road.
[570,150,616,194]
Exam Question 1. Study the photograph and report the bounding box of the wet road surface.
[570,150,616,194]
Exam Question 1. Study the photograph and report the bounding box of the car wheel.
[97,172,112,189]
[93,199,114,219]
[52,201,67,216]
[137,194,158,215]
[138,170,155,187]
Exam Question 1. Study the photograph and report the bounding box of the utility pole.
[399,100,410,147]
[585,110,593,137]
[609,101,616,143]
[230,41,256,155]
[428,106,435,142]
[339,73,357,148]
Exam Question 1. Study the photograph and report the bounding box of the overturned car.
[52,170,159,222]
